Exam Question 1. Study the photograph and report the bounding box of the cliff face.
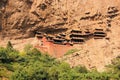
[0,0,120,71]
[0,0,120,39]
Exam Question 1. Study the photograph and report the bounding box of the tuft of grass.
[64,49,80,56]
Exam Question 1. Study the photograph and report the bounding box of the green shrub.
[0,44,120,80]
[0,47,7,61]
[24,44,33,54]
[73,66,88,73]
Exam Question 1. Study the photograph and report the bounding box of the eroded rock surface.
[0,0,120,71]
[0,0,120,39]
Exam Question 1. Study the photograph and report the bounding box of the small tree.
[6,41,19,62]
[6,41,13,51]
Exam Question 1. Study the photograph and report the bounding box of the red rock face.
[35,37,72,58]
